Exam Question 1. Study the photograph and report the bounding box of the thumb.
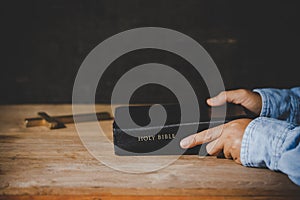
[207,91,227,106]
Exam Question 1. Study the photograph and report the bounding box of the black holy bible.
[113,103,252,156]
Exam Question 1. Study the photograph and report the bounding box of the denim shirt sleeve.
[240,87,300,186]
[253,87,300,125]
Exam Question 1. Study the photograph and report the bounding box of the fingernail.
[206,142,213,154]
[180,138,191,148]
[210,97,217,103]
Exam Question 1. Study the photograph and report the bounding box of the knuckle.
[223,148,231,159]
[240,89,251,96]
[232,139,241,149]
[191,135,198,145]
[205,134,213,142]
[219,91,227,99]
[195,131,209,144]
[223,132,231,140]
[228,121,241,129]
[220,91,226,96]
[205,129,218,142]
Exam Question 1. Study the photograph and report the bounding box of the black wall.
[1,0,300,104]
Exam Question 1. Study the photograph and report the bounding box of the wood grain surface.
[0,105,299,199]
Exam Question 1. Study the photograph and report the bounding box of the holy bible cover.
[113,103,252,156]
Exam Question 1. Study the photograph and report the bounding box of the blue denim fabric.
[240,87,300,186]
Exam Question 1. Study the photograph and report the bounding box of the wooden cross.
[25,111,113,129]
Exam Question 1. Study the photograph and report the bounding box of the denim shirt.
[240,87,300,186]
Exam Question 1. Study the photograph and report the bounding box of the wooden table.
[0,105,299,199]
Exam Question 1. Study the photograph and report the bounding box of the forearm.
[241,117,300,186]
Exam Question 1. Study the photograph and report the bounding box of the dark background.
[1,0,299,104]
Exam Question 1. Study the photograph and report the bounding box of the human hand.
[207,89,262,116]
[180,118,252,164]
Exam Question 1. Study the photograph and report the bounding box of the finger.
[231,151,241,164]
[180,124,224,149]
[206,138,224,156]
[229,144,241,164]
[223,142,233,159]
[207,89,249,106]
[207,91,227,106]
[224,89,249,105]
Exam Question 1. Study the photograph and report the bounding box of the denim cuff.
[253,89,270,117]
[240,117,290,170]
[253,88,300,125]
